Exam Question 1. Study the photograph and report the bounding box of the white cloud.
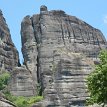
[104,16,107,24]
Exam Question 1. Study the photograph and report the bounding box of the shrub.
[28,96,43,104]
[4,91,43,107]
[0,72,10,90]
[86,50,107,107]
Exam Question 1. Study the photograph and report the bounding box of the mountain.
[0,5,107,107]
[20,5,107,107]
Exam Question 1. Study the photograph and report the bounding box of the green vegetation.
[4,91,43,107]
[0,72,43,107]
[86,50,107,107]
[0,72,10,90]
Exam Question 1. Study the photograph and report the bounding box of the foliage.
[0,72,10,90]
[4,90,43,107]
[27,96,43,105]
[37,83,42,96]
[86,50,107,106]
[5,92,28,107]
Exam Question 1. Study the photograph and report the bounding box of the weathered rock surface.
[0,9,36,99]
[0,92,16,107]
[9,66,37,96]
[0,9,21,106]
[21,5,107,106]
[0,10,19,72]
[0,99,16,107]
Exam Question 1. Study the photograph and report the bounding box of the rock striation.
[0,9,36,98]
[9,66,37,97]
[0,5,106,107]
[0,10,19,72]
[21,5,107,106]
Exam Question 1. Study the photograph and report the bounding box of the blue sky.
[0,0,107,63]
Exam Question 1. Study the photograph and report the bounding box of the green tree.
[0,72,10,90]
[87,50,107,107]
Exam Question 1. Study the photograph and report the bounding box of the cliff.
[0,5,107,107]
[0,10,19,71]
[20,6,107,107]
[0,10,19,107]
[0,9,36,104]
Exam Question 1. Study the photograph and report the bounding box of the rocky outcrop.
[0,92,16,107]
[0,10,19,72]
[0,9,36,101]
[20,5,107,106]
[9,66,37,97]
[0,99,16,107]
[21,15,38,88]
[0,9,21,106]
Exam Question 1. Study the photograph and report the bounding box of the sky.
[0,0,107,63]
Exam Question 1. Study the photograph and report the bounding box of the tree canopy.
[87,50,107,107]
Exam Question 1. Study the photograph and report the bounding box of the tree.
[87,50,107,107]
[0,72,10,90]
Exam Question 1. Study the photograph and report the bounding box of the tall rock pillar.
[0,10,19,71]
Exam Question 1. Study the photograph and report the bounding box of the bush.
[0,72,10,90]
[4,91,43,107]
[28,96,43,104]
[86,50,107,107]
[4,92,29,107]
[14,96,28,107]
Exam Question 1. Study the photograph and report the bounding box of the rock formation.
[0,92,16,107]
[9,66,37,96]
[0,99,16,107]
[0,5,107,107]
[0,9,36,97]
[21,5,107,107]
[0,9,19,107]
[0,10,19,71]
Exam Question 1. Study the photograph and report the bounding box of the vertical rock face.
[21,6,107,106]
[0,10,36,97]
[9,66,36,97]
[21,15,38,85]
[0,10,19,71]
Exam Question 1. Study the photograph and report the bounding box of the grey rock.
[32,100,54,107]
[21,15,38,93]
[0,93,16,107]
[9,66,37,96]
[21,6,107,106]
[0,100,15,107]
[0,10,19,72]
